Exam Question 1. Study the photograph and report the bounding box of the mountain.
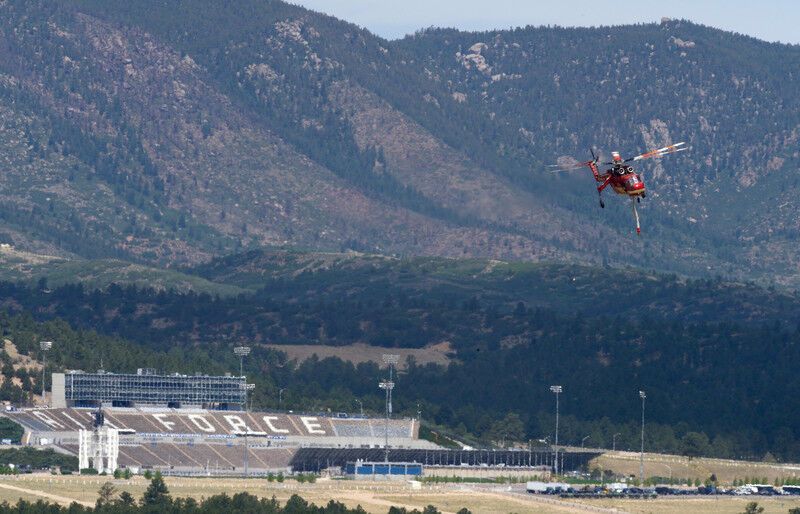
[393,21,800,280]
[0,1,798,283]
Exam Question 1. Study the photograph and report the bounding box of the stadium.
[2,370,597,476]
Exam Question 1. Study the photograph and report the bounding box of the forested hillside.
[0,250,800,461]
[394,21,800,279]
[0,1,797,283]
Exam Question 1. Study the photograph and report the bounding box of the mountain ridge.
[0,1,797,283]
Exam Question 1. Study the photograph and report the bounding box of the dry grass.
[574,496,800,514]
[0,487,49,505]
[381,490,606,514]
[0,476,584,513]
[2,340,42,372]
[266,342,452,369]
[3,474,800,514]
[592,450,800,484]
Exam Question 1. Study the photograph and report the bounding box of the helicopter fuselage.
[607,168,646,196]
[590,162,647,197]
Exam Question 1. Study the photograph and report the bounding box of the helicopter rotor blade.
[547,165,585,173]
[625,141,686,162]
[546,160,594,172]
[632,146,688,163]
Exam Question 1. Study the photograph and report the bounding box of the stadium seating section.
[3,408,415,438]
[1,408,420,472]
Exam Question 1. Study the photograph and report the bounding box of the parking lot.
[528,481,800,499]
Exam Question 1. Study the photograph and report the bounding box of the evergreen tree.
[141,472,170,506]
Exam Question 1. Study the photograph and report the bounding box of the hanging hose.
[631,197,641,235]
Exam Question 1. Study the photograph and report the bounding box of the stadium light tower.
[233,346,251,378]
[549,385,562,476]
[243,385,255,476]
[39,341,53,407]
[379,379,395,463]
[639,390,646,483]
[381,354,399,463]
[382,354,399,414]
[612,432,622,451]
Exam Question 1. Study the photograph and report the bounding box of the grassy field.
[591,450,800,484]
[266,342,453,369]
[573,496,800,514]
[1,474,800,514]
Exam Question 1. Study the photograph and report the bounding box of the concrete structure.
[52,371,246,409]
[78,411,119,473]
[2,406,426,476]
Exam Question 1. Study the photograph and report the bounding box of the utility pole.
[550,385,562,476]
[612,432,621,452]
[39,341,53,407]
[242,383,254,478]
[279,388,286,409]
[355,398,363,417]
[639,390,646,484]
[243,431,249,477]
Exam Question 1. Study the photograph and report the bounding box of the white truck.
[526,481,570,494]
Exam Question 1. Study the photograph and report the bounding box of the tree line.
[0,472,458,514]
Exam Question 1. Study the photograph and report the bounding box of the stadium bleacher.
[3,408,414,439]
[2,407,421,473]
[59,439,296,472]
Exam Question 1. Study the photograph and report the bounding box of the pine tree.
[142,471,170,506]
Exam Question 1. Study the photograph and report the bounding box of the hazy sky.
[289,0,799,45]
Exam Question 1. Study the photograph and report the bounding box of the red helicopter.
[548,142,686,235]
